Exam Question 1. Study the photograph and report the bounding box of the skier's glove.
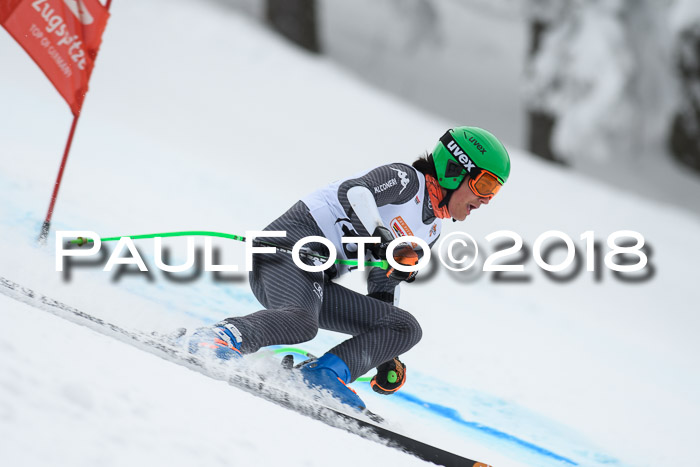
[387,243,422,282]
[371,358,406,395]
[369,226,422,283]
[369,226,395,260]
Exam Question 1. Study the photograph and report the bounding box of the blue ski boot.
[187,322,243,360]
[300,353,365,411]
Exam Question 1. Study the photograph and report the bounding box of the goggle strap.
[439,130,482,176]
[438,189,453,208]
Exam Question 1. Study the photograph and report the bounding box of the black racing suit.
[222,163,440,381]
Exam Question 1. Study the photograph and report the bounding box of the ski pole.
[69,231,389,270]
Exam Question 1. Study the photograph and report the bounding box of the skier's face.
[447,178,490,221]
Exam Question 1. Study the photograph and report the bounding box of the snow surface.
[0,294,428,467]
[318,0,528,145]
[1,0,700,466]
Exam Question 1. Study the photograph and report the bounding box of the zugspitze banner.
[1,0,109,115]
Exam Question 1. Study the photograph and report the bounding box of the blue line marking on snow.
[272,347,578,465]
[395,392,578,465]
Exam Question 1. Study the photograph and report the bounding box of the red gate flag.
[1,0,109,115]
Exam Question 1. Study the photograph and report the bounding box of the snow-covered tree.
[524,0,677,167]
[266,0,320,53]
[669,0,700,173]
[524,0,634,165]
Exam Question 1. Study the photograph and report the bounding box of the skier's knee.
[390,309,422,346]
[405,313,422,346]
[299,321,319,342]
[287,307,319,342]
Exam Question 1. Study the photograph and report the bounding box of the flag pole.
[37,0,113,244]
[38,113,80,244]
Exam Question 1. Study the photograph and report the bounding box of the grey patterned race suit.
[222,163,442,381]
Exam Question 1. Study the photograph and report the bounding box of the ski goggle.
[467,170,503,199]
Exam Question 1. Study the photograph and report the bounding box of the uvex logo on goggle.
[441,132,480,172]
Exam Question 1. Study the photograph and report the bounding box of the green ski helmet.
[432,126,511,191]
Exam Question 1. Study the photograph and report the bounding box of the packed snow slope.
[0,294,430,467]
[1,1,700,466]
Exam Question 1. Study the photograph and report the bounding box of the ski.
[0,276,488,467]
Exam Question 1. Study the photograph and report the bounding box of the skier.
[188,127,511,410]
